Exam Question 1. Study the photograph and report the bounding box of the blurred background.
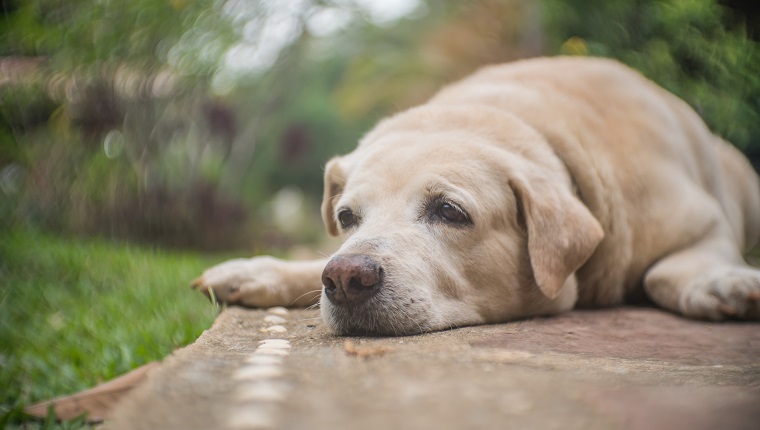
[1,0,759,425]
[2,0,758,252]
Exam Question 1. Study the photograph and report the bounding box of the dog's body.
[194,57,760,335]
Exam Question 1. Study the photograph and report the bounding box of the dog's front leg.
[192,257,328,308]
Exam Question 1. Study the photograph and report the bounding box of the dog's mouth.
[320,287,434,336]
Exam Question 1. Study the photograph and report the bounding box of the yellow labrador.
[193,57,760,335]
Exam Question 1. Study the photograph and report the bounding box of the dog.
[192,57,760,335]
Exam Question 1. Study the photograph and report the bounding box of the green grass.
[0,229,221,427]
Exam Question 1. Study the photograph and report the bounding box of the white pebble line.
[227,308,291,430]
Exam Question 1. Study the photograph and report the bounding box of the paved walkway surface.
[106,307,760,430]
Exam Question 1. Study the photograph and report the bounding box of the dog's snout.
[322,254,383,306]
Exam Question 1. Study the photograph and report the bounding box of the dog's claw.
[190,278,204,289]
[191,278,213,300]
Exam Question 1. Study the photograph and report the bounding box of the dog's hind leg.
[643,139,760,321]
[643,230,760,321]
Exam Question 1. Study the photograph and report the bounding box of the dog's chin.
[320,292,435,336]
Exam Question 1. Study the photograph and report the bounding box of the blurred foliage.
[0,0,757,251]
[1,0,233,75]
[543,0,760,153]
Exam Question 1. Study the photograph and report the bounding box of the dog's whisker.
[289,289,322,306]
[294,316,323,322]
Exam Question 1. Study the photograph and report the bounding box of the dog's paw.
[191,257,294,308]
[679,267,760,321]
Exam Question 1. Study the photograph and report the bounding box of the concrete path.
[106,307,760,430]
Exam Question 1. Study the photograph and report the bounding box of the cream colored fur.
[193,57,760,335]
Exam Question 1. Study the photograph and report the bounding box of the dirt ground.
[106,306,760,430]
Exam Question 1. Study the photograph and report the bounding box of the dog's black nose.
[322,254,383,306]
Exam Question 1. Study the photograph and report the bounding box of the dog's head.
[319,106,603,335]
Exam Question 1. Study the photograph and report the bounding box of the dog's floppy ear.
[509,175,604,299]
[321,157,347,236]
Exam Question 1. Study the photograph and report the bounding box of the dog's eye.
[436,202,468,224]
[338,209,357,228]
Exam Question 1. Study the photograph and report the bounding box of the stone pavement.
[106,307,760,430]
